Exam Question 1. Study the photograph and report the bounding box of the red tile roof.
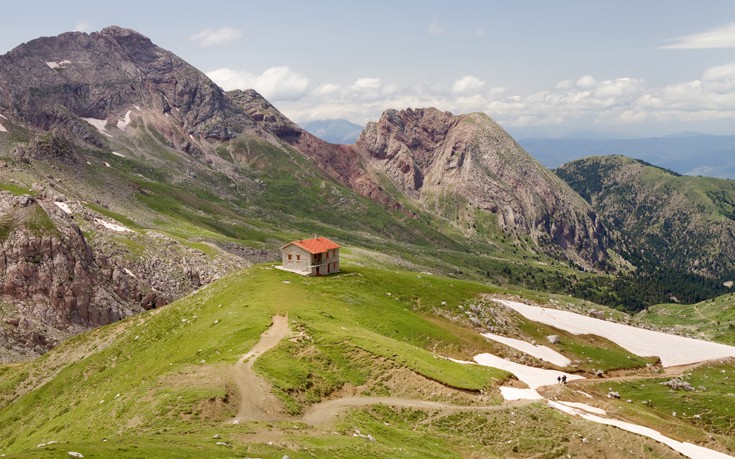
[283,237,340,254]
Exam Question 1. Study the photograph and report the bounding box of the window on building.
[296,254,301,261]
[288,254,292,261]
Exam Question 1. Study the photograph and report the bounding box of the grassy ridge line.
[0,264,510,455]
[586,360,735,452]
[639,292,735,345]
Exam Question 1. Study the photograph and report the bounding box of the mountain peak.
[96,25,150,39]
[353,105,615,270]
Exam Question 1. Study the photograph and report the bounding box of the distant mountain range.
[518,134,735,179]
[301,119,363,144]
[303,119,735,179]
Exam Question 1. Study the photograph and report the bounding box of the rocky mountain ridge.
[353,108,614,270]
[0,26,252,141]
[0,180,249,362]
[556,155,735,287]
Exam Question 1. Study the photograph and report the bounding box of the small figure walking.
[561,375,567,384]
[557,376,561,384]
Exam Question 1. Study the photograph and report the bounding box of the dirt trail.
[301,396,532,425]
[231,314,291,422]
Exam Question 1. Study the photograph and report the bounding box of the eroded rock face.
[0,195,136,360]
[354,108,614,270]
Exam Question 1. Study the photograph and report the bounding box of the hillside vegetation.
[556,155,735,309]
[638,292,735,345]
[0,263,686,458]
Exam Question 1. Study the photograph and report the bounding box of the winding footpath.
[231,315,291,422]
[232,313,734,458]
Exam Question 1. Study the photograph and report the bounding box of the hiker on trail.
[561,375,567,384]
[557,376,561,384]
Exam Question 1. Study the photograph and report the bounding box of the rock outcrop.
[0,187,252,363]
[0,193,135,361]
[353,108,614,270]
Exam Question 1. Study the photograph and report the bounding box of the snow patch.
[116,110,132,131]
[474,353,584,390]
[54,201,72,214]
[82,117,113,138]
[134,105,141,111]
[46,60,71,69]
[547,400,734,459]
[111,151,126,158]
[95,218,131,233]
[0,113,7,119]
[482,332,571,367]
[124,268,137,278]
[499,387,544,401]
[497,300,735,367]
[556,401,606,416]
[104,162,111,168]
[0,122,6,133]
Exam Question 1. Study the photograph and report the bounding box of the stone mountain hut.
[279,236,340,276]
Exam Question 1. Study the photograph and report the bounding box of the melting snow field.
[0,122,7,133]
[53,202,72,214]
[112,151,126,158]
[498,387,544,401]
[95,218,131,233]
[45,60,71,69]
[469,300,735,459]
[497,300,735,367]
[116,110,132,131]
[549,400,734,459]
[82,117,113,138]
[474,353,583,389]
[481,332,571,366]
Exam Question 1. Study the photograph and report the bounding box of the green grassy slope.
[584,360,735,452]
[638,292,735,345]
[0,263,680,458]
[0,264,507,457]
[556,155,735,309]
[0,114,606,299]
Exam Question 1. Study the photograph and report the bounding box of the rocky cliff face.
[354,108,614,270]
[0,185,250,363]
[0,193,135,361]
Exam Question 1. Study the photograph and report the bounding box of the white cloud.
[214,61,735,135]
[313,83,341,96]
[189,27,242,47]
[576,75,597,89]
[352,78,381,90]
[661,21,735,49]
[702,62,735,81]
[207,66,309,101]
[452,75,486,95]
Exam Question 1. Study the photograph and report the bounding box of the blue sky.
[2,1,735,137]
